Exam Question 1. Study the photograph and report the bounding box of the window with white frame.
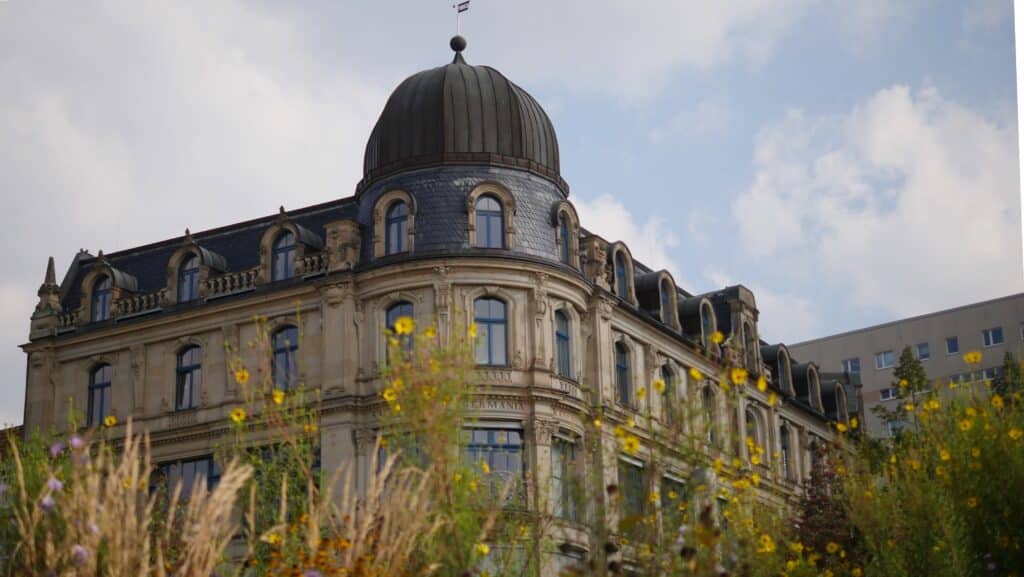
[841,357,860,374]
[946,336,959,354]
[462,428,526,507]
[551,436,579,522]
[618,458,646,519]
[982,327,1004,347]
[879,387,897,401]
[875,350,895,370]
[916,342,930,361]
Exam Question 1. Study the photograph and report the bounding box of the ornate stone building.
[23,37,852,572]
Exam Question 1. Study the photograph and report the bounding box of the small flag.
[457,1,470,13]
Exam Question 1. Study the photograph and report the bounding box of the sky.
[0,0,1020,426]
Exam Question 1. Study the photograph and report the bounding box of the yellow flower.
[927,398,940,411]
[622,435,641,455]
[730,367,748,386]
[971,447,981,458]
[710,331,725,344]
[991,395,1005,409]
[272,388,285,405]
[939,448,951,461]
[613,425,626,438]
[453,472,462,482]
[688,367,703,381]
[303,423,318,434]
[636,386,647,400]
[959,419,973,431]
[391,403,401,413]
[479,461,491,474]
[966,496,978,508]
[852,568,863,577]
[382,388,398,403]
[424,326,437,339]
[265,532,282,546]
[904,402,916,412]
[1009,428,1022,441]
[475,543,491,556]
[756,534,776,554]
[826,542,840,554]
[230,407,247,424]
[393,316,415,335]
[234,368,250,385]
[750,454,761,466]
[966,407,978,417]
[468,479,477,492]
[648,491,660,503]
[668,490,678,500]
[392,378,404,391]
[750,472,761,486]
[898,378,908,388]
[910,459,921,470]
[652,379,666,394]
[786,560,798,571]
[713,457,724,473]
[468,323,478,338]
[836,422,848,433]
[592,418,602,429]
[768,392,778,407]
[103,415,118,428]
[850,416,859,429]
[963,350,983,364]
[756,375,767,392]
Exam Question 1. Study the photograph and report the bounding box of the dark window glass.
[385,201,409,255]
[551,437,579,521]
[176,346,202,411]
[702,387,716,445]
[462,428,526,507]
[661,476,687,531]
[272,326,300,391]
[386,301,414,351]
[155,455,220,498]
[660,279,673,324]
[615,252,629,298]
[559,214,571,265]
[87,364,112,426]
[841,357,860,374]
[555,311,571,378]
[661,364,677,424]
[745,410,760,449]
[272,232,296,281]
[780,426,793,480]
[178,255,201,302]
[618,460,645,519]
[946,336,959,354]
[474,298,507,365]
[475,196,504,249]
[700,303,714,347]
[615,342,631,407]
[983,327,1004,347]
[91,276,112,322]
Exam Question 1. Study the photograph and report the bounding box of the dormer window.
[178,255,201,302]
[91,276,112,322]
[476,196,505,248]
[385,201,409,255]
[272,232,297,281]
[558,214,571,265]
[615,252,628,299]
[660,279,673,324]
[700,301,715,348]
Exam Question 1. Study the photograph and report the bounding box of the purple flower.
[303,571,323,577]
[49,441,65,458]
[69,435,85,450]
[47,477,63,492]
[40,495,56,512]
[0,482,8,498]
[71,544,88,567]
[88,522,99,535]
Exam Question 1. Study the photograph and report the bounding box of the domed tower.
[356,37,575,265]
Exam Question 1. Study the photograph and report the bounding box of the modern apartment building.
[790,293,1024,437]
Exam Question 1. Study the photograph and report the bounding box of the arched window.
[474,298,507,365]
[780,425,793,480]
[272,326,300,391]
[178,255,201,302]
[87,364,112,426]
[701,386,716,445]
[745,410,761,463]
[272,232,297,281]
[558,214,571,265]
[700,302,715,348]
[91,276,112,322]
[555,310,571,378]
[176,346,202,411]
[778,352,792,394]
[475,196,504,249]
[385,201,409,255]
[743,321,758,372]
[615,342,631,407]
[660,279,673,324]
[661,364,677,423]
[614,252,629,299]
[386,301,414,350]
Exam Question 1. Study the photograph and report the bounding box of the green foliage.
[994,351,1023,398]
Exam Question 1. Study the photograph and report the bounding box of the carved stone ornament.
[354,428,378,456]
[532,419,560,442]
[323,282,352,308]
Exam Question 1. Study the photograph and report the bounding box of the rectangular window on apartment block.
[874,350,894,370]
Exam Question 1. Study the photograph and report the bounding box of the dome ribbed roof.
[360,38,564,193]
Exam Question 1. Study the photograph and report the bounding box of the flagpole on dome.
[453,0,469,36]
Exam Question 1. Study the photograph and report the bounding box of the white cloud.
[962,0,1011,32]
[649,99,733,143]
[733,84,1023,321]
[573,194,688,284]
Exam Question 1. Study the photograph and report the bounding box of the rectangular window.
[462,428,526,507]
[879,387,897,401]
[618,459,646,520]
[886,421,904,438]
[982,327,1004,347]
[154,455,220,498]
[946,336,959,354]
[841,357,861,374]
[916,342,930,361]
[874,350,895,370]
[661,476,687,531]
[551,437,579,522]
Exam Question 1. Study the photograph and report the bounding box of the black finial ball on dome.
[450,35,467,53]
